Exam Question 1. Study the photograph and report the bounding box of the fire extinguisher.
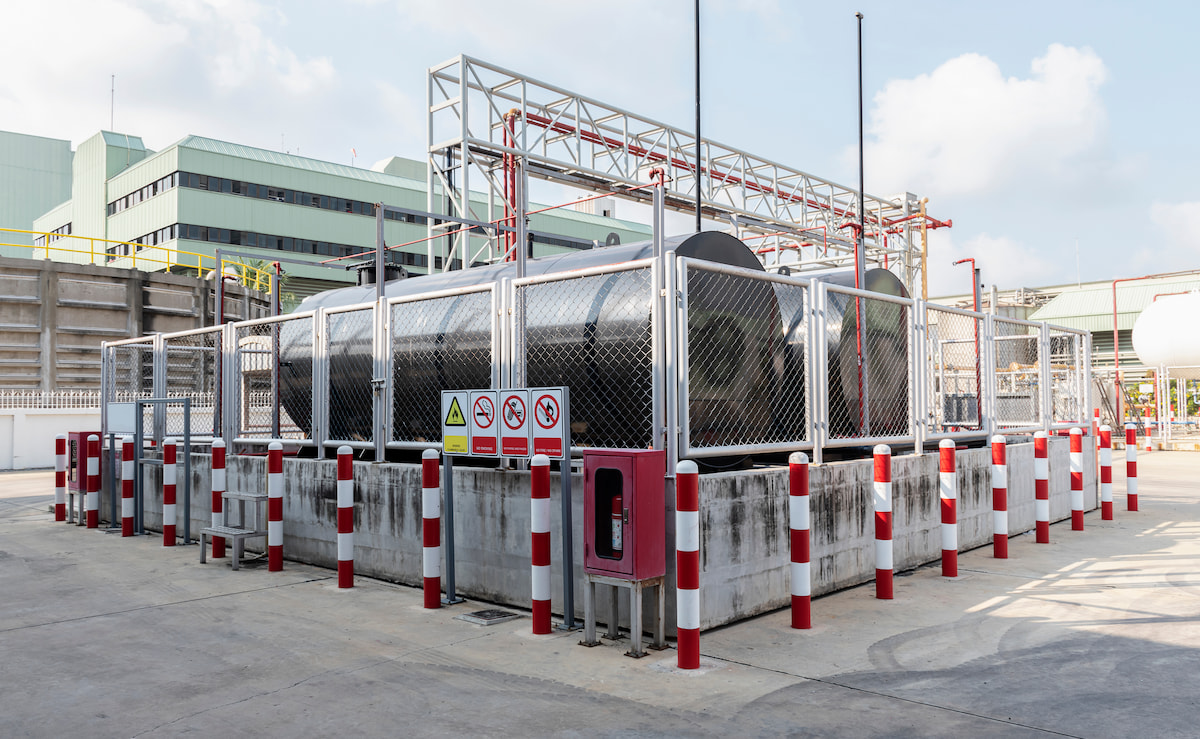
[611,495,623,554]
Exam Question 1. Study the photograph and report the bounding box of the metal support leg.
[580,578,600,647]
[606,585,620,640]
[627,581,645,658]
[654,580,666,649]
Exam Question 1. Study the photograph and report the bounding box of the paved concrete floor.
[1,452,1197,737]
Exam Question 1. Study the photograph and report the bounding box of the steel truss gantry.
[427,55,948,292]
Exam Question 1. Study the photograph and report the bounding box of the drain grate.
[455,609,521,626]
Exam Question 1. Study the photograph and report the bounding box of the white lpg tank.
[1132,291,1200,379]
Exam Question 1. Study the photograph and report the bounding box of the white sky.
[3,0,1198,295]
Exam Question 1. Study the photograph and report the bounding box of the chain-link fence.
[103,337,157,439]
[232,314,316,443]
[1049,329,1083,426]
[325,305,377,446]
[681,261,809,454]
[519,264,655,450]
[390,288,494,447]
[163,327,222,439]
[822,284,913,443]
[924,305,983,434]
[993,317,1042,431]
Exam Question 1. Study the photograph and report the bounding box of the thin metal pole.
[559,390,575,629]
[442,455,464,604]
[856,11,866,289]
[183,402,192,544]
[376,202,386,301]
[694,0,702,233]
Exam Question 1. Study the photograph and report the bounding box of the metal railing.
[101,253,1092,469]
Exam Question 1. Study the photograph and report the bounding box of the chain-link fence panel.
[924,306,983,433]
[235,315,315,441]
[163,328,222,438]
[681,263,808,453]
[104,340,155,404]
[993,318,1041,429]
[391,290,494,445]
[325,306,376,445]
[1049,330,1083,425]
[520,267,654,450]
[823,286,912,441]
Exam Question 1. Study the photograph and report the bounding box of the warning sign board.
[441,391,469,455]
[532,387,568,459]
[500,389,530,457]
[469,390,499,457]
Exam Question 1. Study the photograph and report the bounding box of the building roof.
[172,135,425,187]
[1029,274,1200,332]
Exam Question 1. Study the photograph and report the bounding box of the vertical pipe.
[54,435,67,522]
[422,448,441,608]
[211,438,226,558]
[337,445,354,588]
[86,434,100,529]
[1099,425,1113,520]
[121,434,135,537]
[694,0,702,233]
[991,435,1008,559]
[788,452,811,629]
[1034,431,1049,543]
[938,439,957,577]
[163,438,176,546]
[267,441,283,572]
[676,460,700,668]
[1069,427,1084,531]
[444,455,462,604]
[873,444,893,599]
[559,453,574,629]
[531,454,552,634]
[1124,423,1138,511]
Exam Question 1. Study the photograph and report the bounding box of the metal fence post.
[982,313,996,438]
[804,278,817,454]
[373,297,388,460]
[665,250,680,476]
[1039,322,1053,432]
[911,298,926,453]
[314,307,329,459]
[153,333,167,445]
[1082,331,1094,428]
[812,281,827,466]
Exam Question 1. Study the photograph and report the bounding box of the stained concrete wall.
[135,437,1095,632]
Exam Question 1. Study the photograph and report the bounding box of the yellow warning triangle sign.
[445,397,467,427]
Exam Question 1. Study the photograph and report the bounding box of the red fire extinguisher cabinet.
[583,449,665,580]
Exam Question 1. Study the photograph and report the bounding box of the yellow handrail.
[0,226,274,294]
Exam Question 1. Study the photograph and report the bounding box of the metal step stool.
[200,490,268,571]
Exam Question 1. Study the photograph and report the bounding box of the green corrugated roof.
[100,131,146,150]
[174,135,424,188]
[1030,275,1200,332]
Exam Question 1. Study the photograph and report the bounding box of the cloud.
[1148,201,1200,268]
[863,44,1108,197]
[926,232,1056,297]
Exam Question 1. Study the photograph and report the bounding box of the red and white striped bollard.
[121,434,135,536]
[1098,426,1113,520]
[873,445,893,599]
[211,438,226,558]
[163,438,177,545]
[1124,423,1138,511]
[421,448,440,608]
[530,454,552,633]
[1144,422,1154,453]
[86,434,100,528]
[337,445,354,588]
[267,441,283,571]
[54,435,67,521]
[788,452,811,629]
[938,439,957,577]
[991,435,1008,558]
[676,460,700,669]
[1034,431,1049,543]
[1069,427,1084,531]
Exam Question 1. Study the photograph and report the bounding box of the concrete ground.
[1,453,1197,738]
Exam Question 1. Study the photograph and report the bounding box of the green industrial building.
[0,131,73,257]
[14,129,650,299]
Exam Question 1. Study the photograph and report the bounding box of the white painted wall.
[0,409,101,469]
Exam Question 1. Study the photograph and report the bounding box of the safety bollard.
[1144,422,1154,453]
[1069,428,1084,531]
[530,454,552,634]
[337,446,354,588]
[1034,431,1049,543]
[788,452,811,629]
[211,438,226,558]
[938,439,958,578]
[163,438,177,546]
[1099,426,1113,520]
[267,441,283,571]
[54,435,67,522]
[121,434,135,536]
[873,445,893,599]
[1124,423,1139,511]
[991,436,1008,559]
[676,460,700,669]
[86,434,100,529]
[421,449,440,608]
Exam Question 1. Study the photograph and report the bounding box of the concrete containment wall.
[136,438,1095,631]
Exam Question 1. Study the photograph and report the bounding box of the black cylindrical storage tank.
[285,232,781,450]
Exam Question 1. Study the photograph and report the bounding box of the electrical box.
[67,431,101,494]
[583,449,665,580]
